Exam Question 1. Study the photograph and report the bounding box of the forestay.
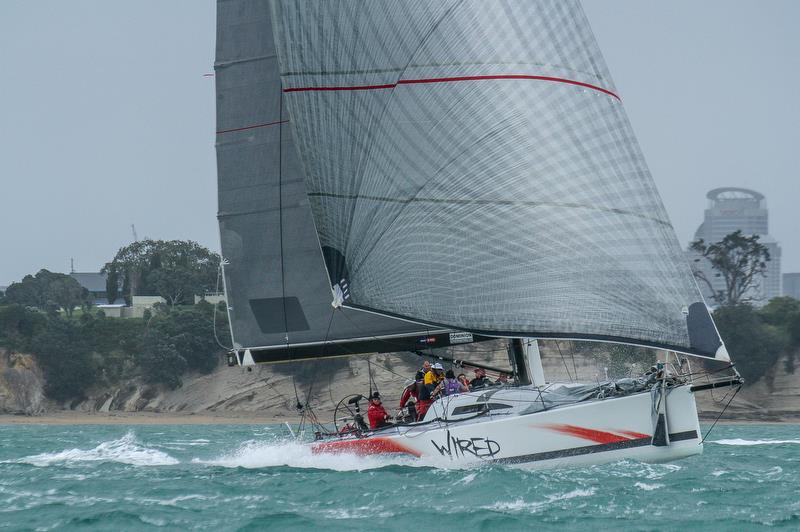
[269,0,728,359]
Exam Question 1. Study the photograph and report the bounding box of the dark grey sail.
[215,0,473,364]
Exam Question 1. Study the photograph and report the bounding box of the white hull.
[312,383,702,469]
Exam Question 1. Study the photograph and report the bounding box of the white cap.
[432,362,444,370]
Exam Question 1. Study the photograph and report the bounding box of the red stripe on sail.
[283,74,620,101]
[311,437,422,457]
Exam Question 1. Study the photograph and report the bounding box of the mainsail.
[267,0,729,360]
[215,0,470,364]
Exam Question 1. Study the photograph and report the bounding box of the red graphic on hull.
[312,437,422,457]
[540,424,650,444]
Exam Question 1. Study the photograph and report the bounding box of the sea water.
[0,423,797,531]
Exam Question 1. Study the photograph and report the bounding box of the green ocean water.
[0,423,797,531]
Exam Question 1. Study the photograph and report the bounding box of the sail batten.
[268,0,728,360]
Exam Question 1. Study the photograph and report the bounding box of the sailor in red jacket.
[367,391,392,429]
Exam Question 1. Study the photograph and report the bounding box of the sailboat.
[214,0,741,468]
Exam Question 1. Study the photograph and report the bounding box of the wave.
[195,438,445,471]
[484,488,597,513]
[710,438,800,446]
[7,432,179,467]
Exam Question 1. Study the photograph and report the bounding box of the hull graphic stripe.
[539,424,644,444]
[667,430,699,442]
[493,437,651,465]
[311,437,422,457]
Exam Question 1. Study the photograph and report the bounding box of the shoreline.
[0,411,796,426]
[0,411,304,426]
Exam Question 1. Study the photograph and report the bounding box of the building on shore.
[784,273,800,300]
[688,187,781,306]
[69,272,119,305]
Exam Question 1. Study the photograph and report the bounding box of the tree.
[4,270,90,316]
[149,305,221,374]
[759,298,800,374]
[690,230,770,306]
[105,263,121,304]
[104,240,220,306]
[714,304,787,385]
[0,304,47,351]
[137,329,187,389]
[31,318,97,401]
[759,297,800,327]
[46,276,89,317]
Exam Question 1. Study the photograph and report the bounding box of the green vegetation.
[690,230,771,306]
[0,240,230,402]
[0,302,230,401]
[104,239,220,306]
[719,297,800,382]
[688,230,798,384]
[4,270,91,317]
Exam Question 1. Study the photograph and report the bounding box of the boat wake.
[6,432,179,467]
[195,438,441,471]
[710,438,800,446]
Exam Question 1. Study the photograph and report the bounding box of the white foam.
[194,439,433,471]
[634,482,664,491]
[9,432,178,467]
[546,487,596,502]
[457,472,478,485]
[710,438,800,446]
[485,488,596,513]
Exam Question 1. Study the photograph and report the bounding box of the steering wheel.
[333,394,368,434]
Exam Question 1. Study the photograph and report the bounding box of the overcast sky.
[1,1,798,286]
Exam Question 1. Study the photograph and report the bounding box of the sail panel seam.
[307,192,670,227]
[216,119,289,135]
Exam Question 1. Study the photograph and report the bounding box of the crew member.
[424,362,445,387]
[399,376,419,410]
[367,391,392,429]
[470,368,491,389]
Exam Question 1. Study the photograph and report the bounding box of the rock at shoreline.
[0,350,46,415]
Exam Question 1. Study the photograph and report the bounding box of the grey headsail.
[269,0,729,360]
[215,0,469,364]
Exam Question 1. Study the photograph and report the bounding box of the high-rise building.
[784,273,800,300]
[689,187,781,306]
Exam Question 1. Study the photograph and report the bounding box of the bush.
[0,304,47,351]
[715,304,787,384]
[136,329,186,389]
[31,318,97,402]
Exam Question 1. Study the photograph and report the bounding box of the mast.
[524,339,546,387]
[509,339,531,386]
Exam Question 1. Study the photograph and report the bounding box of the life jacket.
[443,378,461,396]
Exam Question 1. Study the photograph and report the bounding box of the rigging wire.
[700,384,741,444]
[568,340,579,380]
[555,341,574,382]
[212,262,233,351]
